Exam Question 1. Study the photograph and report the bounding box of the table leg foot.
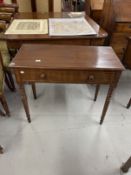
[127,98,131,109]
[0,145,4,154]
[100,85,114,124]
[121,157,131,173]
[31,83,37,99]
[94,84,100,101]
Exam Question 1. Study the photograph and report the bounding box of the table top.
[4,12,107,40]
[10,44,124,71]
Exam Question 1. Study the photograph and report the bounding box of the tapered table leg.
[100,85,114,124]
[94,84,100,101]
[19,84,31,123]
[127,98,131,109]
[121,157,131,173]
[31,83,37,99]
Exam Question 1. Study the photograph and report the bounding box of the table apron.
[13,69,118,84]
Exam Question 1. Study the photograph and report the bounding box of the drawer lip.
[12,67,125,71]
[15,68,118,73]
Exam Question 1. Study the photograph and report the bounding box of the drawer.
[115,23,131,32]
[15,69,115,84]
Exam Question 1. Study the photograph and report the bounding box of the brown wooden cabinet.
[110,0,131,60]
[89,0,131,61]
[123,37,131,69]
[90,0,104,23]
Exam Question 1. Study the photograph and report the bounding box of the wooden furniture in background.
[85,0,91,16]
[86,0,115,45]
[0,52,10,116]
[0,12,12,23]
[110,0,131,60]
[11,0,17,3]
[31,0,36,12]
[100,0,115,45]
[0,21,16,91]
[89,0,104,23]
[0,3,19,13]
[10,44,124,124]
[4,12,107,50]
[0,3,19,23]
[30,0,54,12]
[121,156,131,173]
[123,37,131,69]
[88,0,131,61]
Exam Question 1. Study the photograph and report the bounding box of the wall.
[4,0,62,12]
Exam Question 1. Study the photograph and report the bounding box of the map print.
[49,18,97,36]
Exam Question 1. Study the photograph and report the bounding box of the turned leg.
[127,98,131,109]
[31,83,37,99]
[0,95,10,116]
[100,85,114,124]
[19,84,31,123]
[0,145,4,154]
[94,84,100,101]
[121,157,131,173]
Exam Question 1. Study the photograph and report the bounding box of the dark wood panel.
[31,0,36,12]
[49,0,54,12]
[123,37,131,69]
[11,0,17,3]
[30,0,54,12]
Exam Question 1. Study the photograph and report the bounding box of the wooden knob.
[40,73,46,78]
[88,75,94,81]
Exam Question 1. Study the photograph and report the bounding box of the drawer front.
[115,23,131,32]
[15,69,115,84]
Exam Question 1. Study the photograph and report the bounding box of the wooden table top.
[11,44,124,71]
[4,12,107,40]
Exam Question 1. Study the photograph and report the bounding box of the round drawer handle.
[88,75,95,81]
[40,73,46,78]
